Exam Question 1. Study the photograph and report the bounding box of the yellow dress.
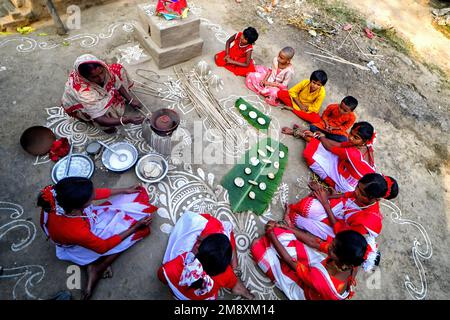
[288,79,326,113]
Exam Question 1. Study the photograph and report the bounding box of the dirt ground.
[341,0,450,76]
[0,0,449,300]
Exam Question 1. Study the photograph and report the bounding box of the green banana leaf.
[235,97,271,130]
[221,137,288,215]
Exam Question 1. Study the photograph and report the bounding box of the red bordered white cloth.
[161,211,234,300]
[42,192,153,265]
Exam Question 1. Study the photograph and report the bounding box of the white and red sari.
[287,194,381,271]
[251,227,355,300]
[303,138,376,193]
[245,57,294,106]
[40,187,156,266]
[61,54,134,128]
[159,211,238,300]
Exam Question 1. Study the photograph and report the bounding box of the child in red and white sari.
[38,177,156,299]
[252,221,368,300]
[285,121,377,193]
[286,174,398,272]
[158,211,254,300]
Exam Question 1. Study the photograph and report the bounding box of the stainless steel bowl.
[51,154,94,183]
[101,142,138,172]
[86,141,102,156]
[135,153,169,183]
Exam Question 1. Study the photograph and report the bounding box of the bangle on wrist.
[120,116,126,126]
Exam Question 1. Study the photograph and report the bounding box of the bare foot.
[231,280,255,300]
[280,105,293,111]
[83,264,101,300]
[102,266,113,279]
[81,290,91,301]
[281,127,294,135]
[293,128,315,142]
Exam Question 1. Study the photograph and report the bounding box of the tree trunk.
[45,0,67,35]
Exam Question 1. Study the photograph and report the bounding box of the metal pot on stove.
[142,108,180,155]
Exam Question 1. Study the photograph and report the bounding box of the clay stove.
[142,108,180,156]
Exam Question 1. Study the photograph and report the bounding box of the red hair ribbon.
[363,244,371,261]
[383,175,394,199]
[41,185,56,213]
[366,131,377,147]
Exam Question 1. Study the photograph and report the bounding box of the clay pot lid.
[150,108,180,133]
[155,114,173,130]
[20,126,56,156]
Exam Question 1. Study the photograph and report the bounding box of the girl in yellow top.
[277,70,328,123]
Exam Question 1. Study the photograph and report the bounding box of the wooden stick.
[307,41,336,57]
[173,65,241,147]
[348,34,384,62]
[130,89,152,115]
[313,57,336,65]
[174,68,238,146]
[337,30,352,50]
[196,73,241,127]
[349,32,369,57]
[191,71,236,128]
[305,51,370,71]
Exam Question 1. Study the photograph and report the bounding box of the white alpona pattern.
[118,45,148,64]
[149,164,282,300]
[195,61,224,92]
[212,94,281,159]
[0,22,135,53]
[11,0,430,300]
[382,200,432,300]
[0,201,45,299]
[38,106,192,167]
[200,18,230,44]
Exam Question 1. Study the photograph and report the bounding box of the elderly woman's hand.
[129,99,143,110]
[126,116,145,125]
